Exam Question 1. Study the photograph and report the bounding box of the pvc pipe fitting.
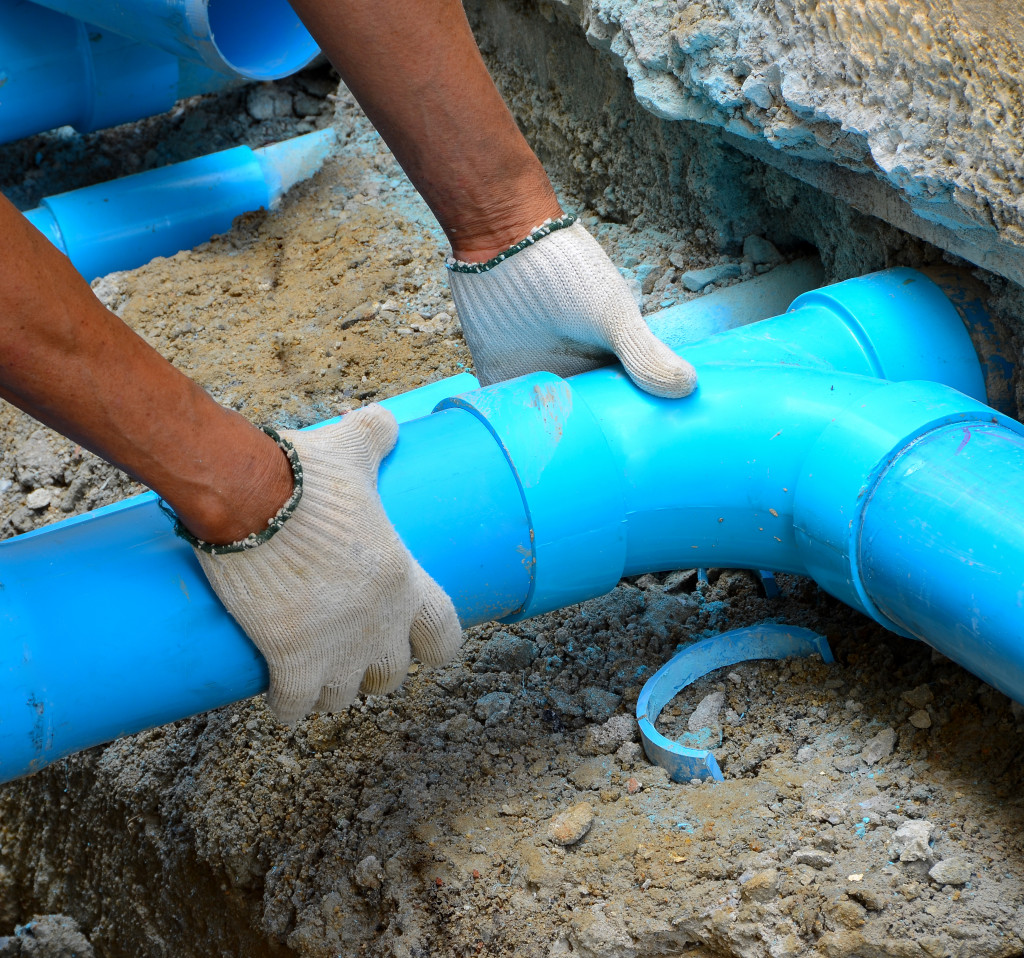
[0,268,1018,782]
[27,0,319,79]
[24,127,337,281]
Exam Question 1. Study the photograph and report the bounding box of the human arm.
[0,194,461,722]
[289,0,697,397]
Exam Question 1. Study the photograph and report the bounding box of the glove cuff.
[445,211,578,274]
[160,426,304,555]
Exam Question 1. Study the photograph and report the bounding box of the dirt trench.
[1,6,1024,958]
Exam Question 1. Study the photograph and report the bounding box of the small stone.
[909,709,932,729]
[896,820,934,862]
[862,726,897,764]
[546,802,594,846]
[742,235,783,265]
[354,855,383,890]
[688,691,726,732]
[680,263,742,292]
[928,856,972,886]
[26,488,51,510]
[792,847,834,869]
[662,569,698,594]
[626,777,642,794]
[741,868,778,902]
[615,741,643,766]
[474,691,513,727]
[582,687,623,722]
[582,714,636,755]
[246,84,293,120]
[902,684,934,709]
[834,754,861,773]
[636,263,660,295]
[740,74,774,109]
[473,631,538,672]
[796,745,816,763]
[16,429,63,488]
[569,757,611,791]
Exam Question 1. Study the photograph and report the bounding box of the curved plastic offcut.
[24,128,337,281]
[0,0,238,145]
[0,268,1020,782]
[637,625,834,783]
[28,0,319,79]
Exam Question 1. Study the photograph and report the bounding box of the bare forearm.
[0,194,291,543]
[290,0,562,259]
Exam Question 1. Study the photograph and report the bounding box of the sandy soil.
[1,51,1023,958]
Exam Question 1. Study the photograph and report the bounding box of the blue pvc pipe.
[23,128,337,281]
[0,0,238,145]
[27,0,319,79]
[0,268,1020,782]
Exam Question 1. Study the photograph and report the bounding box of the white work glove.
[191,404,462,725]
[447,215,697,398]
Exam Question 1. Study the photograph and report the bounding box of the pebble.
[26,488,51,510]
[741,868,778,902]
[662,569,698,594]
[792,847,834,869]
[473,631,538,672]
[581,687,622,722]
[895,820,934,862]
[742,234,783,265]
[680,263,741,291]
[246,84,294,120]
[546,803,594,846]
[861,726,896,764]
[354,855,383,890]
[583,714,636,755]
[474,691,513,727]
[688,690,726,732]
[615,741,643,766]
[909,709,932,729]
[740,75,774,110]
[928,856,972,886]
[902,684,934,709]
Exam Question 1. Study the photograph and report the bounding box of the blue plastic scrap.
[636,624,834,783]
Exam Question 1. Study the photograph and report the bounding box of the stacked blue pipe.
[0,0,318,146]
[24,127,337,281]
[19,0,317,80]
[2,268,1022,782]
[0,0,238,145]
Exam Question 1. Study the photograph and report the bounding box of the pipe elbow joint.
[792,378,1023,633]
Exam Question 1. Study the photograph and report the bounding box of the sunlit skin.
[0,0,562,543]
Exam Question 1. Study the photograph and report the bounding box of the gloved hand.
[192,404,462,725]
[447,214,697,398]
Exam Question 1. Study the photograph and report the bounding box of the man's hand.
[447,217,697,398]
[194,404,463,725]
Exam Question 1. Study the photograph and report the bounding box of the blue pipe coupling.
[26,0,319,79]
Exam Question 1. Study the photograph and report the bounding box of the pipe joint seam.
[793,378,1023,632]
[437,373,628,620]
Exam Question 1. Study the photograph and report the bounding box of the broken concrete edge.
[637,623,834,783]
